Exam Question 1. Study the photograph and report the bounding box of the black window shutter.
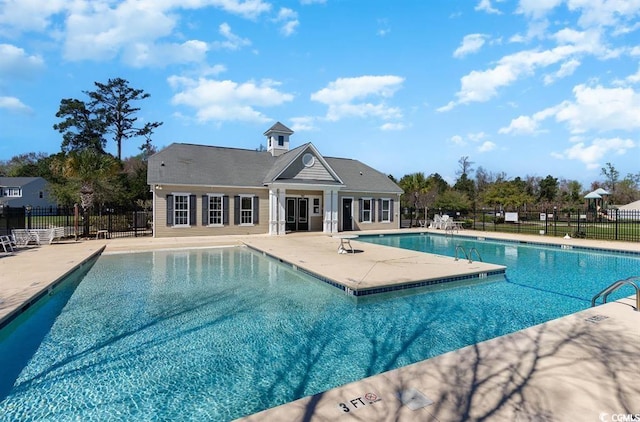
[253,196,259,224]
[166,194,174,226]
[358,198,363,222]
[189,195,197,226]
[202,195,208,226]
[223,196,229,225]
[234,196,240,225]
[390,199,394,222]
[378,199,382,222]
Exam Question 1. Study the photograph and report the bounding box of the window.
[302,153,315,167]
[174,194,189,226]
[240,196,253,224]
[5,187,21,197]
[380,199,391,222]
[312,197,321,215]
[39,191,44,199]
[278,135,284,146]
[166,193,195,227]
[208,195,223,225]
[361,198,373,223]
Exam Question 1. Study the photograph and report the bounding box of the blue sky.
[1,0,639,187]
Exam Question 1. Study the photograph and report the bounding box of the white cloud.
[0,44,45,79]
[626,66,640,84]
[0,96,32,113]
[274,8,299,36]
[450,135,465,146]
[311,75,404,122]
[543,58,581,85]
[453,34,487,58]
[499,115,539,135]
[567,0,640,28]
[468,131,488,142]
[300,0,326,4]
[552,84,640,134]
[124,40,209,68]
[475,0,502,14]
[290,116,317,131]
[516,0,563,19]
[501,84,640,141]
[478,141,497,152]
[440,28,611,110]
[41,1,267,63]
[168,76,294,123]
[0,0,66,35]
[552,137,636,169]
[212,23,252,50]
[380,122,406,131]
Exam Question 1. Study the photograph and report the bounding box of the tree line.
[1,81,638,214]
[392,157,640,216]
[0,78,162,210]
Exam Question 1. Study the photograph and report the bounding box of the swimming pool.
[0,236,638,421]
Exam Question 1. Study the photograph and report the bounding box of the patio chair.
[1,235,14,253]
[429,215,442,229]
[12,229,40,247]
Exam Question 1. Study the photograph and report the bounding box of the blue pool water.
[0,236,638,421]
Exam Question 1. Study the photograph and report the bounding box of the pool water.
[0,237,638,421]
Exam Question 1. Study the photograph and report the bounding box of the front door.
[297,198,309,231]
[342,198,353,231]
[285,197,309,232]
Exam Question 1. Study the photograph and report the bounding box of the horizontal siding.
[153,186,269,238]
[340,192,401,232]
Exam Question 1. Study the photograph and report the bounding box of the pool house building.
[147,122,403,237]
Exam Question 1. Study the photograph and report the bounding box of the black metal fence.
[0,205,152,239]
[401,206,640,242]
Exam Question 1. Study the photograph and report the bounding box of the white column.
[278,189,287,235]
[269,188,278,235]
[323,191,332,233]
[323,190,339,233]
[331,190,339,233]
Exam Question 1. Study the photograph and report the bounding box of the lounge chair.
[12,229,40,247]
[1,235,14,253]
[429,215,442,229]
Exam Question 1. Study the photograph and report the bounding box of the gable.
[277,150,336,182]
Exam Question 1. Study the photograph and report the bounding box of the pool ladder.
[454,245,482,263]
[591,276,640,312]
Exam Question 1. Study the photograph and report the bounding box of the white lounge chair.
[11,229,40,247]
[429,215,442,229]
[1,235,14,253]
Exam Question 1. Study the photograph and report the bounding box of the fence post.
[615,208,619,240]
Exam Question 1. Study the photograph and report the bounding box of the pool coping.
[2,231,639,421]
[242,235,507,297]
[0,243,105,330]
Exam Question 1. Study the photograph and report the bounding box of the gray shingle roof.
[0,177,42,187]
[263,121,293,135]
[148,142,402,194]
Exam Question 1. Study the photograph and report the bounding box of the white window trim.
[239,194,255,226]
[172,192,191,228]
[380,198,391,223]
[207,193,225,227]
[5,187,21,197]
[361,197,373,223]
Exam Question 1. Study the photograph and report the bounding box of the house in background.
[0,177,56,209]
[147,122,403,237]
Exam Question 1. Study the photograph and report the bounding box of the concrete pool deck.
[1,229,639,421]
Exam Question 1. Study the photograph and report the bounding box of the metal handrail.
[468,247,483,262]
[591,276,640,311]
[454,245,468,262]
[454,245,482,263]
